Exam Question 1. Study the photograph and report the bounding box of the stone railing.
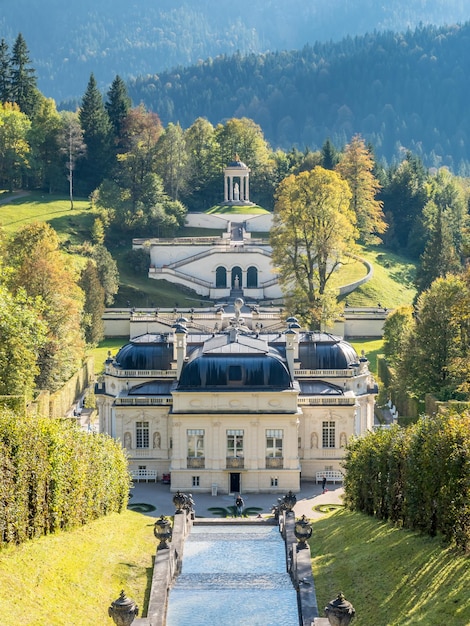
[265,457,283,469]
[226,457,244,469]
[187,457,205,468]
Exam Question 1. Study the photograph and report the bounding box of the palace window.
[322,421,335,448]
[187,429,205,457]
[136,421,149,448]
[192,476,200,487]
[266,429,283,457]
[227,430,244,457]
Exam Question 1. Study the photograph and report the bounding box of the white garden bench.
[316,471,343,484]
[130,469,158,482]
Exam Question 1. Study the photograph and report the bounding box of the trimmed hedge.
[0,410,130,545]
[342,410,470,551]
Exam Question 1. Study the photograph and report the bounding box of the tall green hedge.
[342,410,470,550]
[0,410,130,545]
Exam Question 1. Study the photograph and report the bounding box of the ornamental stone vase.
[108,590,139,626]
[294,514,312,548]
[154,515,172,549]
[283,490,297,513]
[325,592,356,626]
[173,490,187,514]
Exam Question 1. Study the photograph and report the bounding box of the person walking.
[321,475,327,492]
[235,494,244,517]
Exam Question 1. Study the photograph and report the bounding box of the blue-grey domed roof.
[177,334,292,390]
[298,381,344,395]
[297,333,358,370]
[228,159,248,168]
[115,334,173,370]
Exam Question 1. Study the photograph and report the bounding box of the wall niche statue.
[124,431,132,449]
[340,432,347,448]
[153,431,161,449]
[310,432,318,449]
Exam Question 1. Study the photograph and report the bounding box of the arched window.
[247,266,258,288]
[231,266,242,289]
[216,266,227,288]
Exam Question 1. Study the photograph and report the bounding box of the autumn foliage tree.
[335,134,386,243]
[6,222,85,391]
[271,166,357,328]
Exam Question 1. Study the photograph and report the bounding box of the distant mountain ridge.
[0,0,468,101]
[128,22,470,172]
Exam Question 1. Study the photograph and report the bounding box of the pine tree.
[0,39,11,103]
[105,75,132,146]
[321,138,339,170]
[10,33,39,118]
[415,205,461,294]
[78,73,113,194]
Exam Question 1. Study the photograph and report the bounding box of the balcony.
[265,457,283,469]
[226,457,244,469]
[187,457,205,469]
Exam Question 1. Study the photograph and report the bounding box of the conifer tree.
[0,38,11,103]
[78,73,113,193]
[10,33,39,118]
[79,260,105,344]
[321,138,339,170]
[414,204,461,295]
[105,75,132,146]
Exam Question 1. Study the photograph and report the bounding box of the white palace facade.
[95,302,377,494]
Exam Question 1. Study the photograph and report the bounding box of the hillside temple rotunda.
[133,156,279,301]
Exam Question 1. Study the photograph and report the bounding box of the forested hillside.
[0,0,467,102]
[128,23,470,171]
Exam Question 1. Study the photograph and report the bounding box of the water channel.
[166,524,299,626]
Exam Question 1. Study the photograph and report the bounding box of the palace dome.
[115,334,173,370]
[177,333,292,390]
[297,333,358,370]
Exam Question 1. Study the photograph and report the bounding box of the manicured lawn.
[349,338,384,374]
[1,503,467,625]
[0,191,93,241]
[310,508,470,626]
[0,193,417,310]
[205,204,268,214]
[0,509,157,626]
[90,338,129,375]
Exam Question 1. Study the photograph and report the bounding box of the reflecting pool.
[166,525,299,626]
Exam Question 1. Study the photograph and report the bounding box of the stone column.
[224,175,228,202]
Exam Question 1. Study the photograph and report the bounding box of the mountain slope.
[0,0,468,101]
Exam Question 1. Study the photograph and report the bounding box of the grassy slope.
[0,505,467,625]
[0,509,157,626]
[0,192,417,310]
[310,508,470,626]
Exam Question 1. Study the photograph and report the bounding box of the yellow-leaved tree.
[270,166,357,329]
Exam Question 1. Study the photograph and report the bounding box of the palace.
[95,157,379,494]
[95,300,377,494]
